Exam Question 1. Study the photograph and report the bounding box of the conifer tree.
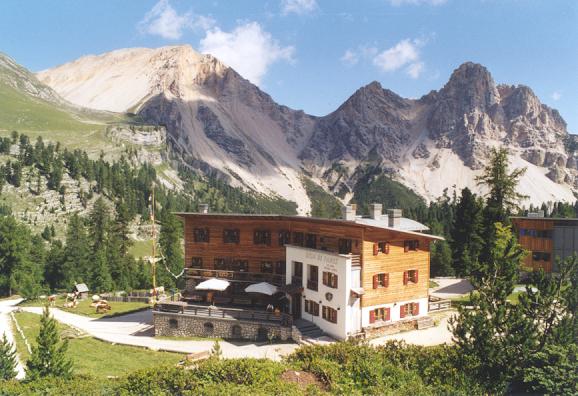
[26,306,73,380]
[450,188,484,276]
[158,209,184,289]
[0,333,17,380]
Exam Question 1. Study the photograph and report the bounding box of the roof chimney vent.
[388,209,402,228]
[369,203,383,220]
[198,203,209,214]
[342,204,356,221]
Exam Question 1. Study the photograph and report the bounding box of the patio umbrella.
[195,278,230,291]
[245,282,279,296]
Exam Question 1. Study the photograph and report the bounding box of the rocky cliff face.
[302,62,577,204]
[37,48,577,207]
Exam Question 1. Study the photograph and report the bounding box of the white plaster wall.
[286,246,351,340]
[361,297,429,328]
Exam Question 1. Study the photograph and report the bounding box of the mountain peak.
[438,61,499,111]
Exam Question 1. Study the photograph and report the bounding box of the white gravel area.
[369,312,456,347]
[430,278,473,299]
[0,298,26,379]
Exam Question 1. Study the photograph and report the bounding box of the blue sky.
[1,0,576,132]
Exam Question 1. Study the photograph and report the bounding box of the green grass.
[11,312,183,378]
[19,296,150,318]
[449,290,524,306]
[129,239,154,258]
[301,176,342,219]
[429,280,440,288]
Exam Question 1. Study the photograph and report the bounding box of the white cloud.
[551,91,561,101]
[340,49,359,66]
[281,0,318,15]
[138,0,215,40]
[388,0,447,5]
[406,61,424,79]
[373,39,419,72]
[200,22,295,85]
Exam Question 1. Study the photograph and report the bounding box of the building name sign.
[305,251,339,272]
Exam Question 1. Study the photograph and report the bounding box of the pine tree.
[450,223,531,393]
[430,240,454,277]
[158,210,184,290]
[450,188,484,276]
[26,306,73,380]
[476,148,527,263]
[0,333,17,380]
[62,214,90,289]
[90,248,113,293]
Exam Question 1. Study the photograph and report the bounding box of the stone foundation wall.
[363,318,418,338]
[153,311,293,341]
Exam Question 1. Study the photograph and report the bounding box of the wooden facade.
[511,218,554,272]
[178,213,441,312]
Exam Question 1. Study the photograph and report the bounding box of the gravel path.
[369,312,456,347]
[20,306,299,360]
[0,298,26,379]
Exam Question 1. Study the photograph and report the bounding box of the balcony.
[185,268,286,287]
[307,279,318,291]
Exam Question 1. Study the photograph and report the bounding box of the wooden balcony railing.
[307,279,318,291]
[185,268,286,286]
[154,302,293,327]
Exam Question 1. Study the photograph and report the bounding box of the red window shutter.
[404,242,409,253]
[414,270,418,284]
[385,307,390,321]
[384,273,389,287]
[373,275,378,289]
[373,243,379,255]
[369,310,375,324]
[385,243,390,254]
[400,304,406,318]
[413,303,420,316]
[403,271,408,285]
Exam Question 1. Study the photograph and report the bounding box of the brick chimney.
[369,203,383,220]
[198,203,209,214]
[388,209,402,228]
[342,204,356,221]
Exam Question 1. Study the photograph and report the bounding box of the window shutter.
[323,272,327,286]
[403,271,408,285]
[385,242,390,254]
[373,275,378,289]
[414,270,419,284]
[385,307,390,321]
[373,243,379,256]
[404,242,409,252]
[384,273,389,287]
[400,305,406,318]
[416,240,420,249]
[369,310,375,324]
[413,302,420,316]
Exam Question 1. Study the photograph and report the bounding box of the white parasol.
[195,278,230,291]
[245,282,279,296]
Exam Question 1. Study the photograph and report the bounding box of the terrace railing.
[185,268,286,287]
[154,302,293,327]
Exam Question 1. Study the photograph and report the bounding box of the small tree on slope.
[0,333,17,380]
[26,306,73,380]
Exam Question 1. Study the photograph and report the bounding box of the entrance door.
[291,293,301,319]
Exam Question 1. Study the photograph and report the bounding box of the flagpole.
[151,184,157,303]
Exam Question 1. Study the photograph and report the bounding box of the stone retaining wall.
[363,318,418,338]
[153,311,293,341]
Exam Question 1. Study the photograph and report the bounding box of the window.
[169,318,179,329]
[203,322,214,334]
[369,307,390,323]
[214,258,228,270]
[373,241,390,255]
[304,299,319,316]
[322,306,338,323]
[278,230,291,246]
[275,261,286,275]
[293,232,304,246]
[532,251,551,262]
[305,233,317,249]
[322,271,338,288]
[231,260,248,272]
[223,229,240,244]
[372,273,389,288]
[253,229,271,245]
[191,257,203,269]
[193,227,209,243]
[231,325,242,338]
[338,238,352,254]
[293,261,303,278]
[307,265,319,291]
[261,261,273,273]
[400,302,420,318]
[404,240,419,252]
[403,270,418,285]
[521,229,552,239]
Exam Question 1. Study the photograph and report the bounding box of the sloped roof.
[74,283,89,292]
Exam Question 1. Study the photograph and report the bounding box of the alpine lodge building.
[152,203,444,342]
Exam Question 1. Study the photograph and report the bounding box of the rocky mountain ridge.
[35,48,577,208]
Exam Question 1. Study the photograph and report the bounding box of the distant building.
[512,212,578,272]
[153,204,443,341]
[73,283,89,300]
